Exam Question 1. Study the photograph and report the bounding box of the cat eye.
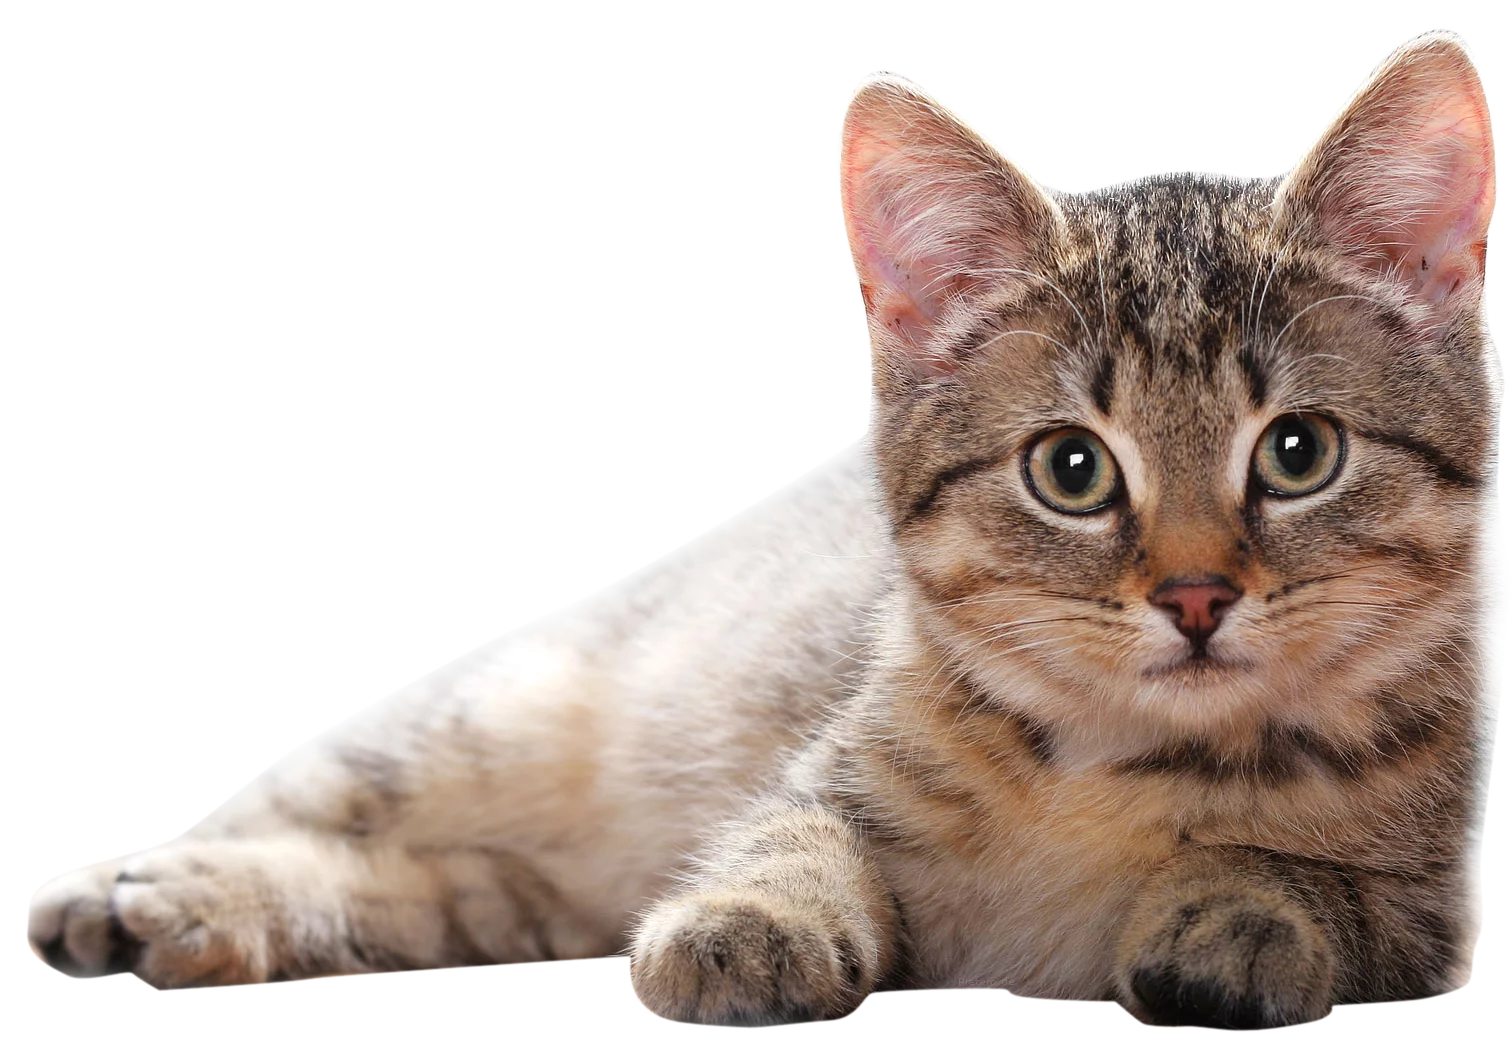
[1252,413,1344,496]
[1024,428,1122,514]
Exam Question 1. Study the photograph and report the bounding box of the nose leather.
[1149,577,1242,642]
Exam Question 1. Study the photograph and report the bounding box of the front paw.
[28,859,136,978]
[30,842,283,987]
[1117,887,1334,1029]
[630,893,867,1025]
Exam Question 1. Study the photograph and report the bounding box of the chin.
[1126,646,1275,726]
[1140,653,1254,682]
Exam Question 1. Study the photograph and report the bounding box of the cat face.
[842,36,1495,734]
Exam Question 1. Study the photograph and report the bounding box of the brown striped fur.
[30,34,1497,1030]
[634,33,1494,1028]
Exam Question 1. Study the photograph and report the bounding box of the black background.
[23,22,1498,1026]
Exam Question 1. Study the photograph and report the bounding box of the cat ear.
[1275,33,1495,315]
[841,75,1063,376]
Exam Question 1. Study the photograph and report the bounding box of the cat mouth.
[1140,653,1252,679]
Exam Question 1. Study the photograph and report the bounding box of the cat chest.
[872,767,1186,996]
[852,708,1438,995]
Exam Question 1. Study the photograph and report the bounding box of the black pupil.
[1274,419,1318,477]
[1051,438,1097,495]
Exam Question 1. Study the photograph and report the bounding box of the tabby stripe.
[827,782,900,843]
[1006,711,1058,766]
[494,853,562,961]
[1401,907,1459,988]
[904,456,1007,523]
[1089,353,1116,415]
[1239,345,1268,407]
[1117,707,1448,785]
[1355,429,1480,488]
[333,744,407,836]
[831,931,864,990]
[888,744,988,815]
[959,675,1058,765]
[1299,855,1459,1000]
[437,883,495,966]
[880,888,916,990]
[343,915,425,972]
[1118,725,1305,785]
[1310,858,1372,976]
[1282,725,1368,781]
[1116,736,1304,786]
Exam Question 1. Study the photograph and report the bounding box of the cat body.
[29,450,887,981]
[30,34,1496,1029]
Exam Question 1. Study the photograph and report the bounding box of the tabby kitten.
[30,33,1497,1030]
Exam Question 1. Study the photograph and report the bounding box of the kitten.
[29,32,1496,1030]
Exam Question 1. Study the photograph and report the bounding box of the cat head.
[841,34,1496,736]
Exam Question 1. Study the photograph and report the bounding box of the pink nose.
[1149,578,1242,642]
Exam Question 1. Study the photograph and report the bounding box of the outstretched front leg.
[23,715,616,984]
[631,797,900,1025]
[1116,844,1466,1029]
[29,833,600,987]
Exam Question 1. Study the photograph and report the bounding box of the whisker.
[965,328,1076,358]
[1267,294,1393,357]
[1248,222,1307,339]
[1306,600,1423,609]
[979,615,1099,633]
[926,590,1118,612]
[968,267,1094,347]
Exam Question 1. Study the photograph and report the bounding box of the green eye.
[1253,413,1344,496]
[1025,428,1121,514]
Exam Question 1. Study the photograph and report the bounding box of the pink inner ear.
[1410,107,1493,303]
[855,229,969,375]
[860,241,933,337]
[840,78,1060,375]
[858,221,975,324]
[844,147,979,339]
[840,85,1024,371]
[1319,75,1495,307]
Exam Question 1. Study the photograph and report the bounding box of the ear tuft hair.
[841,75,1062,376]
[1275,32,1495,315]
